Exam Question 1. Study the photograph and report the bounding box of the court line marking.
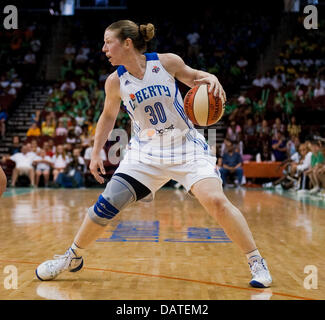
[0,259,317,300]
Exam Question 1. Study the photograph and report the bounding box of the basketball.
[184,84,225,126]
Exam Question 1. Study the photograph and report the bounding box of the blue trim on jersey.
[186,131,209,151]
[144,52,158,61]
[117,65,127,77]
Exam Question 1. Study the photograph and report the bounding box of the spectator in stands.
[64,42,76,61]
[60,79,76,95]
[84,138,107,167]
[252,74,264,87]
[33,149,53,187]
[41,115,56,137]
[26,122,41,137]
[271,117,285,136]
[55,120,68,136]
[0,107,8,139]
[291,143,312,192]
[314,82,325,97]
[287,116,301,138]
[52,145,70,182]
[271,131,287,161]
[305,140,324,194]
[219,140,244,187]
[42,141,54,157]
[23,50,36,65]
[10,145,36,187]
[236,56,248,74]
[9,135,21,155]
[55,148,85,188]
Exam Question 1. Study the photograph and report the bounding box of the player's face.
[102,30,125,66]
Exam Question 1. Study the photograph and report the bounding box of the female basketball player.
[36,20,272,288]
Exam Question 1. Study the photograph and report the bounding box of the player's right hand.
[89,156,106,184]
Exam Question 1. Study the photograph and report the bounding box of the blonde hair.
[106,20,155,53]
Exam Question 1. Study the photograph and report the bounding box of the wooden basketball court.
[0,187,324,300]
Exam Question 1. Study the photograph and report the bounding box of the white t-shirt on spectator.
[34,155,52,171]
[297,152,312,172]
[187,32,200,45]
[60,81,76,92]
[314,87,325,97]
[52,155,70,169]
[24,53,36,64]
[252,78,264,87]
[84,147,107,161]
[10,153,34,169]
[237,59,248,68]
[65,46,76,55]
[0,80,10,88]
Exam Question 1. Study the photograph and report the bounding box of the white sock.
[246,249,261,260]
[71,242,83,257]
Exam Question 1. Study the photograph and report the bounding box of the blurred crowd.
[1,10,325,196]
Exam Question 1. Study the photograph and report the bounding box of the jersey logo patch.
[129,93,136,101]
[152,66,160,73]
[124,80,131,86]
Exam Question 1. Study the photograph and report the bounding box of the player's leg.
[43,170,50,187]
[11,168,18,187]
[35,172,151,281]
[35,170,42,187]
[28,168,35,187]
[0,166,6,197]
[191,177,272,288]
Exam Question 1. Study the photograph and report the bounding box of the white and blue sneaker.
[35,248,83,281]
[248,256,272,288]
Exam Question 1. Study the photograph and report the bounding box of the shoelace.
[53,250,73,270]
[249,260,266,275]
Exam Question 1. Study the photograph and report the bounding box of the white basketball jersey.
[117,52,209,162]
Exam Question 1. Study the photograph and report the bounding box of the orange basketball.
[184,84,225,126]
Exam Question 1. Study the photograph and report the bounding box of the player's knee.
[88,174,137,226]
[88,194,120,226]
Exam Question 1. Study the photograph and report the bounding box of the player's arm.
[90,72,121,183]
[159,53,226,101]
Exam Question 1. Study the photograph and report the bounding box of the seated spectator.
[55,120,68,136]
[287,116,301,138]
[60,80,76,94]
[26,122,41,137]
[236,56,248,73]
[10,78,23,90]
[252,74,264,87]
[84,138,107,167]
[271,117,285,136]
[10,145,36,187]
[52,145,70,181]
[256,143,276,162]
[305,140,324,194]
[314,82,325,98]
[0,75,10,90]
[9,135,21,155]
[290,143,312,191]
[271,131,287,162]
[41,115,56,137]
[219,140,244,187]
[55,148,85,188]
[0,107,8,139]
[30,139,41,155]
[23,50,36,64]
[33,149,53,187]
